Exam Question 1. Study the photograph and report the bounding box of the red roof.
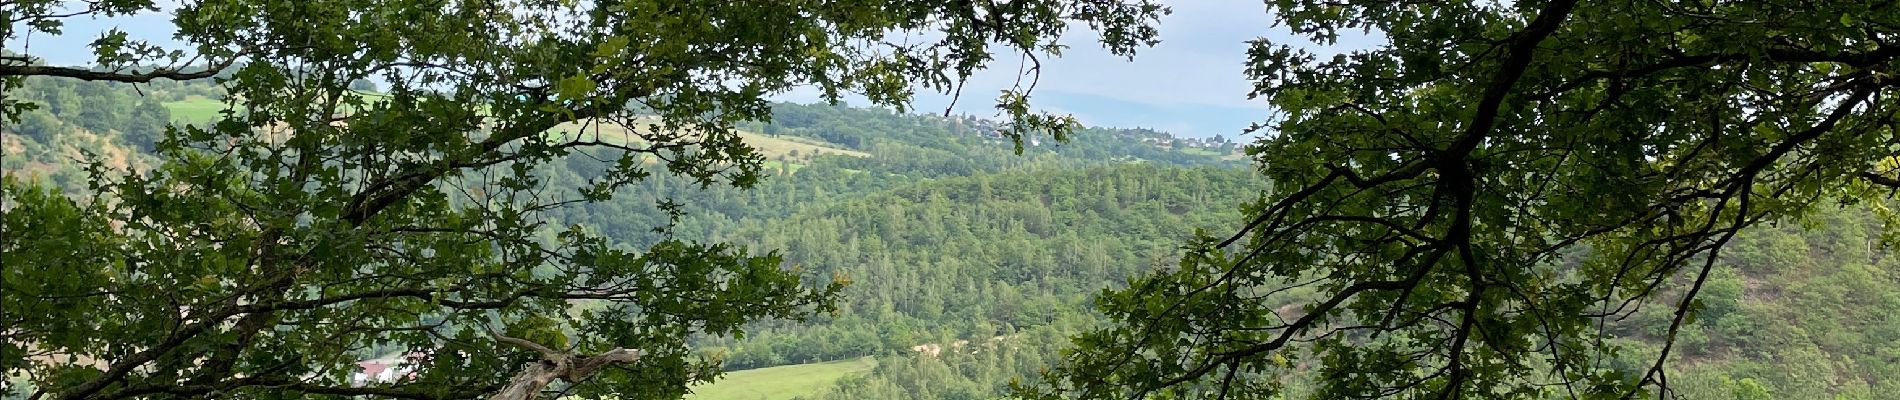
[358,361,389,377]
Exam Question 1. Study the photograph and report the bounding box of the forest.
[4,75,1898,399]
[5,0,1900,399]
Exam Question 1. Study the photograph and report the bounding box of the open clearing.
[548,118,867,163]
[683,357,877,400]
[162,92,390,125]
[157,97,864,172]
[162,95,226,124]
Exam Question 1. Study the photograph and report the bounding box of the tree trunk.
[486,328,641,400]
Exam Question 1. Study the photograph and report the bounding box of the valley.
[6,75,1898,400]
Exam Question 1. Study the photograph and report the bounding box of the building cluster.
[351,352,426,386]
[924,113,1244,154]
[932,114,1047,147]
[1137,136,1236,152]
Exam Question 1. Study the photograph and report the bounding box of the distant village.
[926,113,1244,155]
[352,353,423,386]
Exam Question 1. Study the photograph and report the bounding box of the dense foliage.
[0,69,1255,398]
[705,165,1258,369]
[801,203,1900,400]
[7,1,1900,400]
[1,0,1167,398]
[1026,1,1900,399]
[6,70,1900,400]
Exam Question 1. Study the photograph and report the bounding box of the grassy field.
[161,92,397,125]
[737,131,868,159]
[157,97,862,173]
[162,95,226,124]
[683,357,878,400]
[1176,147,1249,161]
[548,118,867,165]
[763,159,806,174]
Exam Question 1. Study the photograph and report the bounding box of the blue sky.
[791,0,1303,138]
[7,0,1381,138]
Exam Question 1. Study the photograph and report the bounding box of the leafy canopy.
[1025,1,1900,399]
[0,0,1161,399]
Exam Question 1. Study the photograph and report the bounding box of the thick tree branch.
[1863,171,1900,188]
[485,327,642,400]
[1536,44,1900,99]
[0,62,231,83]
[1165,0,1581,397]
[340,103,620,226]
[488,326,563,361]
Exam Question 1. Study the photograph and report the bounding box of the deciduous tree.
[1026,1,1900,398]
[0,0,1162,399]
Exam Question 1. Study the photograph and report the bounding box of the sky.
[783,0,1341,139]
[6,0,1382,138]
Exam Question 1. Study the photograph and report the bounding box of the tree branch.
[1862,171,1900,188]
[484,325,642,400]
[488,326,563,362]
[0,62,230,83]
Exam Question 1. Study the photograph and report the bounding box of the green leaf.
[557,75,596,101]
